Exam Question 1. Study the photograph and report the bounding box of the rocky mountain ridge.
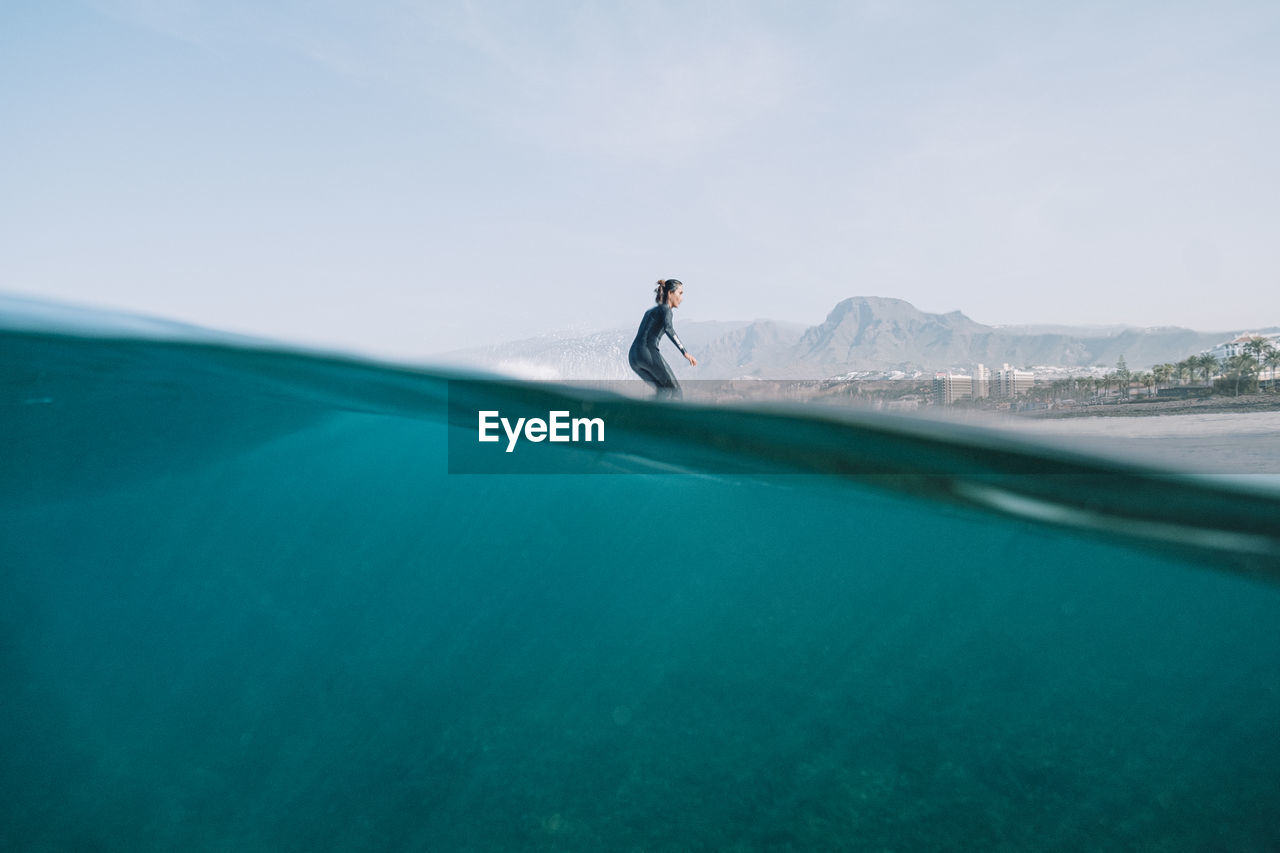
[440,296,1273,381]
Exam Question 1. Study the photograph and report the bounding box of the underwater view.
[3,320,1280,851]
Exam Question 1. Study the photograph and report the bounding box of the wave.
[3,316,1280,850]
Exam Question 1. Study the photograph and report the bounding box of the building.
[971,363,990,399]
[933,372,973,405]
[1208,333,1280,361]
[932,364,1034,405]
[991,364,1034,399]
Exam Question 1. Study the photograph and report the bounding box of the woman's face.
[668,286,684,308]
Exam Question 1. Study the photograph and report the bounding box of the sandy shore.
[1019,393,1280,418]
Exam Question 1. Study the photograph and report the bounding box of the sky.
[2,0,1278,359]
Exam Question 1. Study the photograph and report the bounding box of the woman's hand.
[686,353,698,367]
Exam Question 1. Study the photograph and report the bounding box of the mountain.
[437,297,1268,380]
[794,297,988,371]
[685,319,809,374]
[784,297,1254,375]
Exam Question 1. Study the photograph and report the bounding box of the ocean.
[3,321,1279,851]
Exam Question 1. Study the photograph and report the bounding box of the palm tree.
[1242,340,1278,389]
[1243,337,1270,363]
[1152,363,1173,390]
[1138,371,1155,397]
[1224,353,1259,396]
[1115,356,1131,398]
[1195,353,1219,386]
[1175,358,1194,386]
[1264,347,1280,392]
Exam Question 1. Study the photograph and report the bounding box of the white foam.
[0,292,255,345]
[491,359,563,380]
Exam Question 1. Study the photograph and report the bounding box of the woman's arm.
[663,306,696,366]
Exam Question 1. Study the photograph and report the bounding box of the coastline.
[1017,393,1280,419]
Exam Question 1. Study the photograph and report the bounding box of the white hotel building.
[934,363,1034,405]
[1208,332,1280,361]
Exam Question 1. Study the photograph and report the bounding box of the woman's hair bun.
[653,278,682,303]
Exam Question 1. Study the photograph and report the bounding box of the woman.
[629,278,697,399]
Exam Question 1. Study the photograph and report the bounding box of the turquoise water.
[3,327,1280,851]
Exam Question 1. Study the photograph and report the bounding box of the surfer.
[629,278,697,399]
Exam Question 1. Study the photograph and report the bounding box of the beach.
[1019,393,1280,418]
[995,407,1280,479]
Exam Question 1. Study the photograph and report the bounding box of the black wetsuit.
[629,303,687,399]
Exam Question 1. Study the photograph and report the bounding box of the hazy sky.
[3,1,1277,358]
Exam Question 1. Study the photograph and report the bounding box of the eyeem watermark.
[478,410,605,452]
